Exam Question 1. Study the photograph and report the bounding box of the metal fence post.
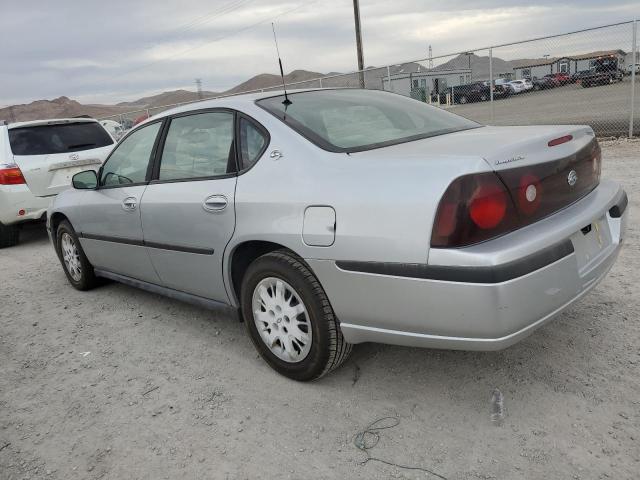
[319,77,323,88]
[489,47,494,123]
[630,19,637,138]
[386,65,392,91]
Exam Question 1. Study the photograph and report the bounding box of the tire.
[0,222,19,248]
[480,94,488,101]
[241,250,352,381]
[459,96,468,104]
[55,220,98,291]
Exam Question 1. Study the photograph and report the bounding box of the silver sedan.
[47,89,628,380]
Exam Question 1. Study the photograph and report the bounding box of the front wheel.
[241,250,352,381]
[55,220,99,290]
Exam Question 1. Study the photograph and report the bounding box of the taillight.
[431,172,518,248]
[469,181,507,229]
[0,164,26,185]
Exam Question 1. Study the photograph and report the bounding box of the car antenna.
[271,22,292,107]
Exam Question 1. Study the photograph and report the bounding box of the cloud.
[0,0,637,105]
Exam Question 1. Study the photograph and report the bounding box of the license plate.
[572,215,613,273]
[49,166,89,189]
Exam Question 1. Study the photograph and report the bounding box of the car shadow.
[17,222,50,247]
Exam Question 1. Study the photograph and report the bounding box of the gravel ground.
[1,139,639,480]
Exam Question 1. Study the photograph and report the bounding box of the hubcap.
[252,277,312,363]
[61,233,82,281]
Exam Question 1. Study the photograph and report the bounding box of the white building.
[382,68,472,100]
[513,50,627,79]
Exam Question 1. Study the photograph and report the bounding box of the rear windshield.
[9,122,113,156]
[256,89,480,153]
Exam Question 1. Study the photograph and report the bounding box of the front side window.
[239,117,268,170]
[257,89,479,153]
[158,112,234,181]
[9,122,113,156]
[100,122,161,187]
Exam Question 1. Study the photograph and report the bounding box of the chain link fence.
[101,19,638,139]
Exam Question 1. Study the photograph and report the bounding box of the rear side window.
[238,117,267,169]
[158,112,234,181]
[9,122,113,155]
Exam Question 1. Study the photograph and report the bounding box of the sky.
[1,0,638,106]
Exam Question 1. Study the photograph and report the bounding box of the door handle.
[122,196,137,211]
[203,195,228,212]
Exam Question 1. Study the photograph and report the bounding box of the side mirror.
[72,170,98,190]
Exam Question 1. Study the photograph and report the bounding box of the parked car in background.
[444,82,509,104]
[546,72,571,85]
[532,76,557,91]
[627,63,640,75]
[507,80,528,93]
[0,118,114,247]
[48,88,627,381]
[100,119,125,141]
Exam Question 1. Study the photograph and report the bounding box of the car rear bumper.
[0,184,50,226]
[306,181,627,351]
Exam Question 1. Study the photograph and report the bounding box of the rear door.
[139,110,264,302]
[74,120,163,283]
[8,120,114,197]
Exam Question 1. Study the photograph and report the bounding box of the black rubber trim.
[79,232,214,255]
[80,232,144,246]
[609,191,628,218]
[335,239,575,284]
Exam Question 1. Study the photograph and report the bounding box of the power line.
[104,0,320,84]
[154,0,256,44]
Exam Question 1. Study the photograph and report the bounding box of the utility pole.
[195,78,203,100]
[428,45,433,69]
[352,0,365,88]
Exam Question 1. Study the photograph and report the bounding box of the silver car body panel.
[48,90,628,351]
[140,178,237,302]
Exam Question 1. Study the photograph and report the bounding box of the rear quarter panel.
[228,107,490,280]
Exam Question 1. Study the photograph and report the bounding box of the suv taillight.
[431,172,518,248]
[0,164,26,185]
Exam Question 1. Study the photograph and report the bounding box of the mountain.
[0,97,130,123]
[116,89,220,109]
[0,58,554,123]
[224,69,326,94]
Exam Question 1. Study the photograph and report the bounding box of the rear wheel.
[459,95,468,104]
[0,222,19,248]
[241,250,351,381]
[55,220,98,290]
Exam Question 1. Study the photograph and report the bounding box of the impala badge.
[496,155,524,165]
[567,170,578,186]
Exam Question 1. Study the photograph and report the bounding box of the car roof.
[7,117,99,130]
[151,88,318,120]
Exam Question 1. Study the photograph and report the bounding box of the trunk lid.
[8,119,114,196]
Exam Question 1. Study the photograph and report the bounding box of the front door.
[75,121,163,283]
[139,110,238,302]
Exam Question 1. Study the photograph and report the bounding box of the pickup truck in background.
[576,56,624,88]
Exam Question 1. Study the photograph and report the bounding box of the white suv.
[0,118,115,247]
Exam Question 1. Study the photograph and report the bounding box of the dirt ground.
[1,140,639,480]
